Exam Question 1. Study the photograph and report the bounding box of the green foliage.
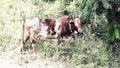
[105,23,120,41]
[104,0,120,42]
[77,0,120,45]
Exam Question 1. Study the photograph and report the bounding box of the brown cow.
[20,16,72,53]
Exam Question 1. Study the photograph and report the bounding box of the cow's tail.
[22,21,25,45]
[19,21,25,52]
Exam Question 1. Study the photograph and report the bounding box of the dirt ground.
[0,50,66,68]
[0,55,65,68]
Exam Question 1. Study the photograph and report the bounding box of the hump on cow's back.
[25,17,41,27]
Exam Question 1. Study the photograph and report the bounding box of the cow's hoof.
[19,48,26,54]
[57,41,61,45]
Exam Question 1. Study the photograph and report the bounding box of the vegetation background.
[0,0,120,68]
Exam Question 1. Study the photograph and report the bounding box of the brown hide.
[43,15,72,40]
[58,15,72,39]
[43,19,56,35]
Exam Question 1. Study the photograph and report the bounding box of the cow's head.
[70,18,83,35]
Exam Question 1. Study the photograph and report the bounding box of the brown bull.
[20,15,83,53]
[20,16,72,53]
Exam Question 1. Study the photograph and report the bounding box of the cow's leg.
[30,38,36,53]
[57,27,62,45]
[57,38,61,45]
[20,35,29,53]
[30,29,36,53]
